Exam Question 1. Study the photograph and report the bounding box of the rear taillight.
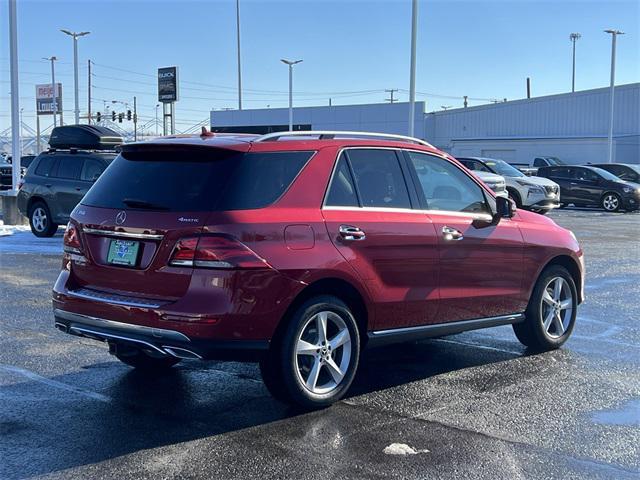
[63,222,83,254]
[169,235,268,269]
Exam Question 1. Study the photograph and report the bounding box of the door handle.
[442,226,464,241]
[339,225,366,241]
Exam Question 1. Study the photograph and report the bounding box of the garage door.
[481,149,516,162]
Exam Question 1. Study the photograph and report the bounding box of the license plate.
[107,239,140,267]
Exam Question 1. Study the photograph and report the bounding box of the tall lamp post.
[43,56,58,127]
[604,29,624,163]
[236,0,242,110]
[408,0,418,137]
[280,59,303,131]
[569,33,581,93]
[60,29,90,124]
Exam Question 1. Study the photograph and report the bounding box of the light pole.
[569,33,581,92]
[60,29,90,124]
[280,59,302,131]
[8,0,21,192]
[604,29,624,163]
[236,0,242,110]
[408,0,418,137]
[155,104,160,135]
[43,56,58,127]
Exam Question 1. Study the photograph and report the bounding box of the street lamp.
[236,0,242,110]
[604,29,624,163]
[569,33,581,93]
[408,0,418,137]
[60,29,90,124]
[42,56,58,127]
[280,59,303,131]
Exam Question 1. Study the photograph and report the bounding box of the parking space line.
[0,364,112,403]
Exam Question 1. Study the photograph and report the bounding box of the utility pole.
[155,104,159,135]
[61,30,90,124]
[385,89,398,103]
[408,0,418,137]
[605,29,624,163]
[569,33,581,93]
[329,98,332,106]
[236,0,242,110]
[133,96,137,141]
[43,57,58,127]
[281,59,303,131]
[526,77,531,98]
[87,60,92,124]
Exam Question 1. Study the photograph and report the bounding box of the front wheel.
[261,295,360,408]
[601,192,621,212]
[513,265,577,350]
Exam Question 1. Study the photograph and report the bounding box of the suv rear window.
[81,148,313,212]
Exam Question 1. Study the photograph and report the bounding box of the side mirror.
[496,195,516,218]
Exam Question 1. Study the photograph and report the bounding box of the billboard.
[36,83,63,115]
[158,66,178,103]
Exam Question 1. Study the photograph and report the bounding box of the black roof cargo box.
[48,125,123,150]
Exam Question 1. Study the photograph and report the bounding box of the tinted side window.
[80,158,106,182]
[533,158,546,167]
[408,152,490,214]
[325,153,359,207]
[34,155,56,177]
[56,156,82,180]
[573,168,598,182]
[347,149,411,208]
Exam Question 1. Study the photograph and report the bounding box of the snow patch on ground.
[383,443,430,455]
[0,224,31,236]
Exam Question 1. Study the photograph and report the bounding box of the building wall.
[211,102,425,137]
[425,83,640,164]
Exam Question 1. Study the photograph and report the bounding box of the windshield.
[545,157,564,166]
[592,167,626,182]
[484,159,525,177]
[626,164,640,174]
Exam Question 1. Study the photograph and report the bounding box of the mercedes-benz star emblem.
[115,211,127,225]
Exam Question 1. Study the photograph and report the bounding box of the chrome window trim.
[83,227,164,240]
[322,205,493,222]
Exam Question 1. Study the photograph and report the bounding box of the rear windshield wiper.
[122,198,170,211]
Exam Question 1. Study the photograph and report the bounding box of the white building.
[210,83,639,164]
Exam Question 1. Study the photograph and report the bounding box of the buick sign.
[158,66,178,103]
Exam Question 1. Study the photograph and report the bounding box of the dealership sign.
[158,66,178,103]
[36,83,63,115]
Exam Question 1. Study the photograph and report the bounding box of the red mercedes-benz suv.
[53,131,584,407]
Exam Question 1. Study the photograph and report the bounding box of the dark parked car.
[53,130,584,408]
[17,125,122,237]
[0,155,30,190]
[537,165,640,212]
[17,149,116,236]
[590,163,640,183]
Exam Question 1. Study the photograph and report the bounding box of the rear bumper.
[54,308,269,361]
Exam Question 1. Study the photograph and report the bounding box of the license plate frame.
[107,239,141,267]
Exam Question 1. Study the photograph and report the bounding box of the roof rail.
[253,130,434,148]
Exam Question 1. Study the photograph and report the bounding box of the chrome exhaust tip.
[162,346,202,360]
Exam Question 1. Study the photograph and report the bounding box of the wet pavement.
[0,209,638,479]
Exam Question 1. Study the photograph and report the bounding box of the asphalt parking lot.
[0,208,638,480]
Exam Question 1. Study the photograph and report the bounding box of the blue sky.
[1,0,638,133]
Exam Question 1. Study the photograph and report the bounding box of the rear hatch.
[67,140,312,301]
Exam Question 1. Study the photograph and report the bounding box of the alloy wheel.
[32,207,48,232]
[602,194,619,211]
[295,311,352,395]
[540,277,574,339]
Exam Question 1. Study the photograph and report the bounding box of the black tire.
[507,189,522,208]
[601,192,621,212]
[115,349,181,370]
[261,295,361,408]
[28,201,58,237]
[513,265,577,351]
